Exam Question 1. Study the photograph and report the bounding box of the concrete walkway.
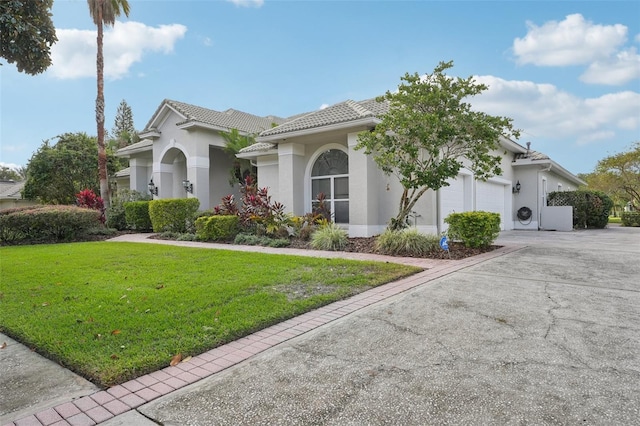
[2,227,639,425]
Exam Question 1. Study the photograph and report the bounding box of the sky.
[1,0,639,176]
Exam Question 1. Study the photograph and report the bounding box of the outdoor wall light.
[512,180,521,194]
[182,179,193,193]
[148,178,158,195]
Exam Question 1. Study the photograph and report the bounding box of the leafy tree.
[23,132,118,204]
[111,99,139,148]
[221,128,257,185]
[356,61,520,230]
[0,0,57,75]
[87,0,131,209]
[0,166,22,181]
[591,142,640,211]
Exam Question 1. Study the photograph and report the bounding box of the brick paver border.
[4,239,522,426]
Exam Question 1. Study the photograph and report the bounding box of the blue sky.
[1,0,639,176]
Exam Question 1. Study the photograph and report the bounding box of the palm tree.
[87,0,130,208]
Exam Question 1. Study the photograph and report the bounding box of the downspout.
[537,164,552,229]
[436,188,441,234]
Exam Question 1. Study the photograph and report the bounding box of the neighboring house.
[0,180,36,210]
[116,98,585,236]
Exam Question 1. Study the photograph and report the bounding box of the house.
[116,98,585,236]
[0,180,36,210]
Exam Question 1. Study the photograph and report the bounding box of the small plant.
[176,233,197,241]
[214,176,292,237]
[233,233,291,248]
[76,189,105,223]
[445,211,500,248]
[310,222,348,251]
[621,211,640,227]
[375,228,439,256]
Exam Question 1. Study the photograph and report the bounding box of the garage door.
[476,181,506,230]
[440,177,465,231]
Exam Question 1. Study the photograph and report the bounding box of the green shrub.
[445,211,500,248]
[547,190,614,229]
[375,228,439,256]
[124,201,152,231]
[195,215,239,241]
[267,238,290,248]
[310,222,348,251]
[233,233,290,247]
[621,211,640,227]
[106,190,151,230]
[176,233,197,241]
[149,198,200,233]
[0,205,101,244]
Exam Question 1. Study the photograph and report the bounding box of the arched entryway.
[158,147,188,199]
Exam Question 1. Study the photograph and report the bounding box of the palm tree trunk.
[95,1,110,209]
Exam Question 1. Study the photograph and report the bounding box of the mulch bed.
[288,237,500,260]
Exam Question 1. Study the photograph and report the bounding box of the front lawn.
[0,242,419,387]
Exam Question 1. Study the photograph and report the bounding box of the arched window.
[311,149,349,223]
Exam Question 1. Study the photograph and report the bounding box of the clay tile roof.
[238,142,277,154]
[144,100,287,134]
[259,98,388,137]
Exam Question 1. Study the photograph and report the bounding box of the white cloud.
[50,21,187,80]
[0,162,22,170]
[319,103,329,110]
[580,47,640,85]
[513,14,627,66]
[472,75,640,146]
[227,0,264,8]
[202,37,213,47]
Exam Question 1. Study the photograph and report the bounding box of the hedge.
[444,211,501,248]
[0,205,101,244]
[621,211,640,227]
[148,198,200,233]
[195,215,239,241]
[123,201,152,231]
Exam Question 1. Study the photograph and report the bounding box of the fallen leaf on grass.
[0,342,7,349]
[156,284,165,290]
[110,354,119,360]
[170,353,182,366]
[111,329,121,335]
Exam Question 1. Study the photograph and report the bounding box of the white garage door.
[476,181,506,230]
[440,177,465,231]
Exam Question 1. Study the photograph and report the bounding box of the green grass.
[0,242,419,387]
[608,216,622,224]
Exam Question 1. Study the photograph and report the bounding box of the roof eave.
[138,130,161,139]
[257,117,381,143]
[177,120,252,134]
[513,158,586,186]
[236,149,278,160]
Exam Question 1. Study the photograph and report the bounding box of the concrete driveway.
[2,227,638,425]
[130,227,639,425]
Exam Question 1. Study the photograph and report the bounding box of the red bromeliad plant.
[76,189,105,223]
[214,176,291,236]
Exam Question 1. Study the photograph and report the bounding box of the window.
[311,149,349,223]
